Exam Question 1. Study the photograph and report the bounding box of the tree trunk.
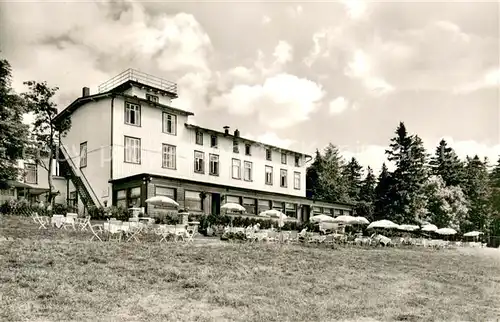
[47,149,55,204]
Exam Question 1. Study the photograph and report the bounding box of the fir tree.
[463,155,491,231]
[319,143,349,203]
[306,149,324,199]
[342,157,363,202]
[0,58,29,189]
[355,166,377,220]
[374,163,394,221]
[385,122,428,223]
[429,139,464,187]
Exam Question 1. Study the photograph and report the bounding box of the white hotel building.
[51,69,353,221]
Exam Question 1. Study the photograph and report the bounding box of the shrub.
[221,231,247,241]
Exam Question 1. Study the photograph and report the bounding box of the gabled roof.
[185,123,312,159]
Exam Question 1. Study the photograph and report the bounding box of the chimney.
[82,87,90,97]
[234,129,240,138]
[223,126,230,135]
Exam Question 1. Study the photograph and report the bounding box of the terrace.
[98,69,178,98]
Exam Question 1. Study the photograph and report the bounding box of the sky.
[1,0,499,174]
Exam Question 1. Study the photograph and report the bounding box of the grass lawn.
[1,216,500,321]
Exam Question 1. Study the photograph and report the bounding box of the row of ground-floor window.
[111,176,353,222]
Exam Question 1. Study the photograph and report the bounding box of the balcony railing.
[98,68,178,95]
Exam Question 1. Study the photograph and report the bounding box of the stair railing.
[59,144,102,208]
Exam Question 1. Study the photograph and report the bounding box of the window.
[210,135,218,148]
[195,131,203,145]
[266,148,272,161]
[233,140,239,153]
[162,112,177,135]
[294,171,301,190]
[24,163,37,184]
[334,209,342,216]
[194,151,205,173]
[162,144,176,169]
[312,206,322,213]
[125,102,141,126]
[244,161,252,181]
[232,158,241,179]
[245,144,251,156]
[265,166,273,185]
[68,191,78,210]
[226,196,240,204]
[243,198,256,215]
[280,169,287,187]
[285,203,297,219]
[146,94,159,103]
[273,201,284,211]
[281,152,287,164]
[116,187,141,209]
[209,154,219,176]
[124,136,141,164]
[80,142,87,168]
[185,190,202,211]
[257,199,271,213]
[155,186,175,199]
[295,155,301,167]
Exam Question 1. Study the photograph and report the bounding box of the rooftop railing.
[98,68,178,95]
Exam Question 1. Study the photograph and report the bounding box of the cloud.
[344,50,395,95]
[261,15,271,25]
[244,132,294,149]
[454,68,500,94]
[1,0,213,109]
[342,0,368,20]
[329,97,350,115]
[287,5,303,18]
[272,40,293,65]
[211,73,325,129]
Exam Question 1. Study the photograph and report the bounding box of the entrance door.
[211,193,221,215]
[302,205,311,222]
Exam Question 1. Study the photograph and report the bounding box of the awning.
[7,181,50,195]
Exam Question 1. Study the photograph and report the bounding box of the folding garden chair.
[89,224,103,242]
[124,222,143,242]
[78,216,92,231]
[32,213,49,229]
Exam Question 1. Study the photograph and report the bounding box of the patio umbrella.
[221,203,246,212]
[259,209,286,219]
[353,216,370,225]
[421,224,438,232]
[332,215,357,224]
[145,196,179,208]
[310,214,335,223]
[463,231,483,237]
[367,219,400,230]
[435,228,457,236]
[398,224,420,232]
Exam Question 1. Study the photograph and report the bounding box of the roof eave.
[184,123,311,157]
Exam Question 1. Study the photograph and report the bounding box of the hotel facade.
[47,69,352,221]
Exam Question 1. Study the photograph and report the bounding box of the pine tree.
[385,122,428,223]
[463,155,491,231]
[342,157,363,202]
[429,139,464,187]
[355,166,377,220]
[0,58,29,189]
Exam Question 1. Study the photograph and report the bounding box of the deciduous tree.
[22,81,71,203]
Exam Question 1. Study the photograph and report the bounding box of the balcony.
[98,69,178,97]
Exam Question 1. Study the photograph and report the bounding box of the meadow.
[1,216,500,322]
